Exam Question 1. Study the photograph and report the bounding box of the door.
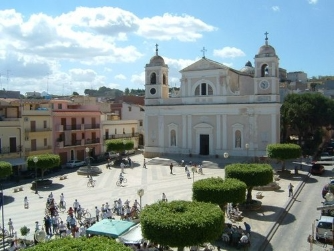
[30,121,36,132]
[31,139,37,151]
[9,137,17,153]
[200,135,209,155]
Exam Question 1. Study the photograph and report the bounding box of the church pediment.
[180,58,229,72]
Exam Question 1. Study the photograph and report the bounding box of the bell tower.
[254,32,279,95]
[145,44,169,100]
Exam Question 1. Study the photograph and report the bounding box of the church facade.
[144,36,281,158]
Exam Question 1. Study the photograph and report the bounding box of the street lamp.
[137,189,144,210]
[245,143,249,159]
[85,147,91,177]
[33,156,38,194]
[191,166,196,183]
[123,140,126,156]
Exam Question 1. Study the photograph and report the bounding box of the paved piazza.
[2,152,227,240]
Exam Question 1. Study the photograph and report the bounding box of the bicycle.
[59,201,67,213]
[81,208,91,219]
[0,227,9,237]
[116,178,127,187]
[87,178,96,187]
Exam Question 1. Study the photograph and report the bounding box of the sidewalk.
[0,153,307,251]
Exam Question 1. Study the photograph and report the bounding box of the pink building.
[51,99,101,165]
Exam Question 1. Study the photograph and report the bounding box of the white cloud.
[308,0,318,4]
[115,74,126,80]
[213,47,246,59]
[137,13,216,42]
[272,6,280,12]
[69,68,97,82]
[131,72,145,86]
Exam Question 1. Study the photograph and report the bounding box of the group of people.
[182,161,204,178]
[111,198,141,220]
[222,222,251,249]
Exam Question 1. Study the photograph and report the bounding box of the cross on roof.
[155,43,159,56]
[201,47,207,58]
[264,31,269,41]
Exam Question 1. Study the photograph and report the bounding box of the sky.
[0,0,333,96]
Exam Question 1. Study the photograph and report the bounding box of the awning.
[0,158,26,166]
[86,219,135,238]
[118,223,143,244]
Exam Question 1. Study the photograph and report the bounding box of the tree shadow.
[3,195,15,206]
[30,183,64,192]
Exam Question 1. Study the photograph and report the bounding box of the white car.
[65,160,86,168]
[105,151,119,159]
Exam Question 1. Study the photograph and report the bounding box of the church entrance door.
[200,135,209,155]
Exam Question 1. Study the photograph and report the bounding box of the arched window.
[235,130,241,148]
[170,130,176,146]
[261,64,269,77]
[150,73,157,84]
[194,83,213,96]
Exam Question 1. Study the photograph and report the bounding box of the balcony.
[56,139,100,148]
[0,146,22,154]
[0,117,20,127]
[25,128,52,133]
[84,124,100,130]
[25,146,52,155]
[85,138,100,145]
[103,133,139,140]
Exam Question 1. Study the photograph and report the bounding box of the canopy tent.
[118,223,143,244]
[1,158,26,166]
[86,219,135,238]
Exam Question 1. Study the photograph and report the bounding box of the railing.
[25,128,52,133]
[85,138,100,144]
[0,146,22,154]
[25,146,51,153]
[103,133,139,140]
[64,125,81,130]
[84,124,100,130]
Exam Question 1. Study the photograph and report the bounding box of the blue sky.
[0,0,333,95]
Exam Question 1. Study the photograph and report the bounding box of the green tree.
[267,143,301,171]
[225,163,273,203]
[27,236,131,251]
[105,139,134,154]
[72,91,79,95]
[141,200,224,251]
[192,177,246,211]
[124,88,130,95]
[0,161,12,179]
[26,154,60,179]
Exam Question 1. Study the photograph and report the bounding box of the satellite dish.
[34,230,46,243]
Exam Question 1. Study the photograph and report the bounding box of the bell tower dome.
[145,44,169,100]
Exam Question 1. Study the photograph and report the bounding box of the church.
[144,34,281,159]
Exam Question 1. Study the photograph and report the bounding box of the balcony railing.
[103,133,139,140]
[0,146,22,154]
[25,145,52,153]
[85,138,100,144]
[84,124,100,130]
[56,138,100,148]
[25,128,52,133]
[64,125,81,131]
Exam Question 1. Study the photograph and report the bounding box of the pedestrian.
[107,158,111,169]
[52,216,59,234]
[35,221,40,232]
[170,162,173,174]
[95,206,100,222]
[120,162,125,173]
[288,183,294,197]
[24,196,29,209]
[162,193,167,202]
[59,221,67,237]
[73,199,80,217]
[8,218,14,237]
[143,158,147,169]
[244,222,251,237]
[60,193,65,208]
[128,157,132,167]
[185,165,188,172]
[186,169,191,179]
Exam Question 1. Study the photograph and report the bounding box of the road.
[266,166,333,251]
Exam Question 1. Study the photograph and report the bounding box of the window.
[261,64,269,77]
[150,73,157,84]
[235,130,241,148]
[43,120,47,129]
[195,83,213,96]
[58,103,62,109]
[44,138,47,146]
[170,130,176,146]
[82,118,84,124]
[139,120,143,126]
[163,74,167,85]
[128,107,132,112]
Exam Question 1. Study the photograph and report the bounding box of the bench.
[60,175,68,180]
[19,186,23,191]
[13,188,20,193]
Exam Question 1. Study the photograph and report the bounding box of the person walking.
[162,193,167,202]
[244,222,251,237]
[143,158,147,169]
[60,193,65,208]
[73,199,80,217]
[8,218,14,237]
[120,162,125,173]
[170,162,173,174]
[288,183,294,197]
[95,206,100,222]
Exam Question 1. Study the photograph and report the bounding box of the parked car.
[310,164,325,175]
[316,216,334,241]
[65,160,86,168]
[105,151,119,160]
[121,149,136,156]
[77,166,102,175]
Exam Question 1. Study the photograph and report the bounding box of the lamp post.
[245,143,249,160]
[191,166,196,183]
[137,189,144,210]
[33,156,38,194]
[85,147,91,177]
[123,139,126,156]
